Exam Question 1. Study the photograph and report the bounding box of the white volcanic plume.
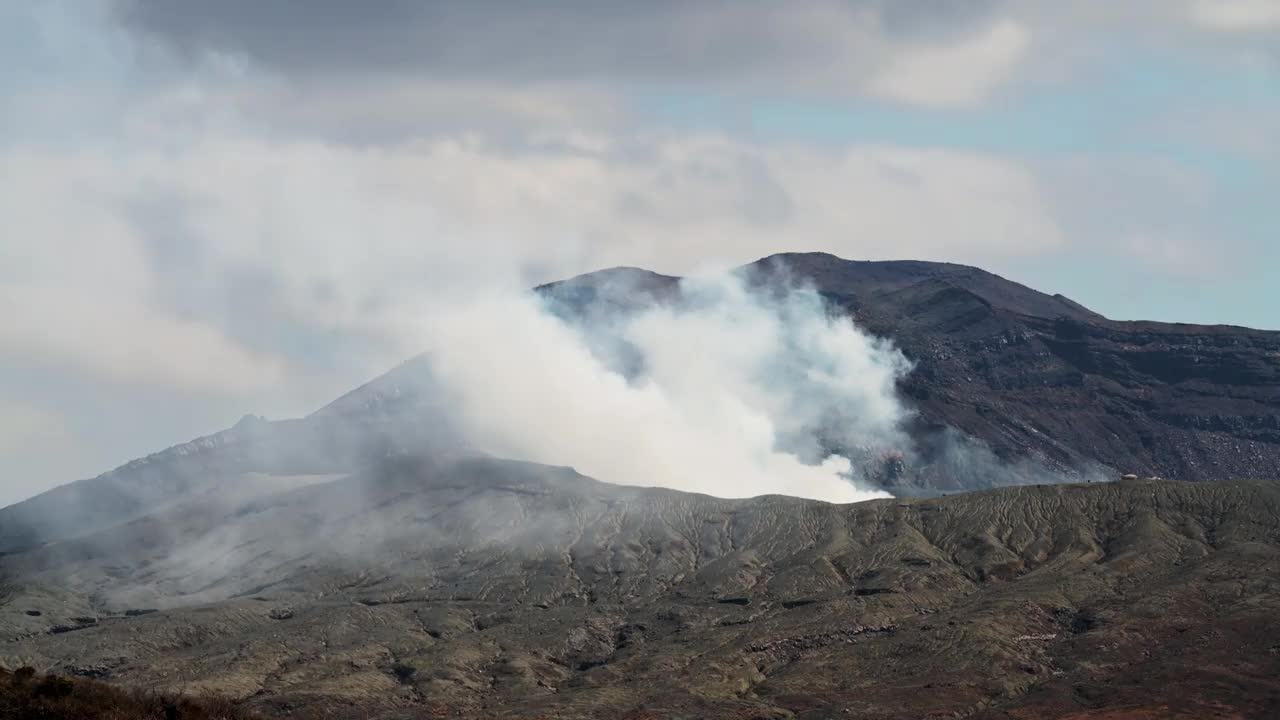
[417,270,911,503]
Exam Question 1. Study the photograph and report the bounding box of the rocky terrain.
[769,254,1280,489]
[2,252,1278,718]
[2,459,1279,718]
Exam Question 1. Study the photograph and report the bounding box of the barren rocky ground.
[3,458,1278,718]
[3,254,1278,718]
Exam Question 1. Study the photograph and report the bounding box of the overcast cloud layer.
[1,0,1276,505]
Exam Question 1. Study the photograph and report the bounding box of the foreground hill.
[3,458,1278,718]
[3,252,1277,554]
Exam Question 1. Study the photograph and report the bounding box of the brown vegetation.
[0,667,256,720]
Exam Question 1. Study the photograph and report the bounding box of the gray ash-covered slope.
[541,252,1280,489]
[2,458,1278,719]
[0,355,464,555]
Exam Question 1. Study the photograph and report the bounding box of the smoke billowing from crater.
[417,270,911,503]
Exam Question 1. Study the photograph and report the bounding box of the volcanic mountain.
[3,252,1278,555]
[2,252,1279,718]
[538,252,1280,489]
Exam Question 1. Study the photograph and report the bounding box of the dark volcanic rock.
[543,253,1280,490]
[785,253,1280,486]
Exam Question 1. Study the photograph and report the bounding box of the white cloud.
[0,146,286,394]
[869,18,1032,109]
[1188,0,1280,31]
[2,130,1063,360]
[0,285,285,393]
[1031,151,1251,282]
[1121,233,1228,279]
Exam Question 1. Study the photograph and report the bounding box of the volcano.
[1,253,1278,718]
[4,253,1277,554]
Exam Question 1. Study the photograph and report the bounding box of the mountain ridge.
[3,252,1278,554]
[539,251,1280,488]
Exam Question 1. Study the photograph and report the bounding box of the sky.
[1,0,1277,506]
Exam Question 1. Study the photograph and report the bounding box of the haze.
[2,1,1277,505]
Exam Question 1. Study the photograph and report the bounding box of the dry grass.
[0,667,258,720]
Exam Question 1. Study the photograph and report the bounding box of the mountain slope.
[784,252,1280,484]
[3,252,1277,554]
[0,356,464,555]
[2,459,1278,719]
[2,253,1276,718]
[542,252,1280,488]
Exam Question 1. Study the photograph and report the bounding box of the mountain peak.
[232,414,269,431]
[743,252,1103,322]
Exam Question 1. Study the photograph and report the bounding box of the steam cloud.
[417,270,911,503]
